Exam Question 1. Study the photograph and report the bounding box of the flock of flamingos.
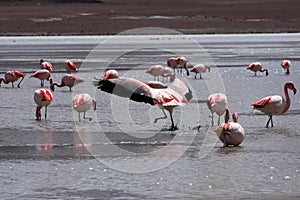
[0,56,296,147]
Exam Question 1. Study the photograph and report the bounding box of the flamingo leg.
[266,115,273,128]
[41,80,44,87]
[218,115,221,125]
[45,107,48,119]
[78,113,81,121]
[222,131,231,147]
[11,82,14,88]
[154,108,168,123]
[17,77,24,88]
[210,113,214,126]
[200,73,202,79]
[83,112,92,121]
[194,74,197,79]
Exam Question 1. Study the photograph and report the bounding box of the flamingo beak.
[293,88,297,95]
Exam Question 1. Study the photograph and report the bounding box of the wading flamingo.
[207,93,228,126]
[40,59,53,71]
[246,62,268,76]
[64,60,78,73]
[34,89,53,120]
[0,70,25,88]
[167,56,189,76]
[214,111,245,147]
[73,93,96,121]
[190,64,211,79]
[251,81,297,128]
[50,74,84,92]
[146,65,165,81]
[281,60,291,75]
[30,69,51,87]
[95,70,192,131]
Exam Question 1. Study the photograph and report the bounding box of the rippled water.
[0,33,299,199]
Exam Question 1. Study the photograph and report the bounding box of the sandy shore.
[0,0,299,36]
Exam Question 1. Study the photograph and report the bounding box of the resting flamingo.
[73,93,97,121]
[246,62,268,76]
[251,81,297,128]
[281,60,291,75]
[207,93,228,126]
[40,59,53,71]
[167,56,189,76]
[190,64,211,79]
[50,74,84,92]
[0,70,25,88]
[95,70,192,131]
[34,89,53,120]
[214,111,245,147]
[64,60,78,73]
[30,69,51,87]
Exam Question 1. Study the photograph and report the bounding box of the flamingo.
[167,56,189,76]
[251,81,297,128]
[73,93,97,121]
[190,64,211,79]
[146,65,165,81]
[214,111,245,147]
[207,93,228,126]
[246,62,269,76]
[0,70,25,88]
[34,89,53,120]
[50,74,84,92]
[64,60,78,73]
[281,60,291,75]
[40,59,53,72]
[95,70,192,131]
[30,69,51,87]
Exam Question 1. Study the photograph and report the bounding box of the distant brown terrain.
[0,0,299,35]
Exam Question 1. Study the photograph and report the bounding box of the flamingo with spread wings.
[95,70,192,131]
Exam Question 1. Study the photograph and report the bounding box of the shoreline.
[0,0,299,36]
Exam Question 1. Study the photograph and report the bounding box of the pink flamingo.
[190,64,211,79]
[95,70,192,131]
[40,59,53,72]
[251,81,297,128]
[0,70,25,88]
[146,65,165,81]
[207,93,228,126]
[34,89,53,120]
[246,62,269,76]
[73,93,97,121]
[214,111,245,147]
[30,69,51,87]
[50,74,84,92]
[167,56,189,76]
[281,60,291,75]
[64,60,78,73]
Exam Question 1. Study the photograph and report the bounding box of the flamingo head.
[103,70,119,80]
[232,112,238,123]
[285,82,297,95]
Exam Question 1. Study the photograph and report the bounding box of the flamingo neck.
[92,98,97,111]
[0,77,9,84]
[261,69,269,76]
[282,85,291,114]
[36,106,42,120]
[224,109,230,123]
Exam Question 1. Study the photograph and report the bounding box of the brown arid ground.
[0,0,299,36]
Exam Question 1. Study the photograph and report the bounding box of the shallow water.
[0,33,299,199]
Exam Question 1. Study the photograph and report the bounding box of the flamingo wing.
[251,96,272,108]
[96,78,155,105]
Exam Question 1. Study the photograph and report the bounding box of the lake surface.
[0,32,299,199]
